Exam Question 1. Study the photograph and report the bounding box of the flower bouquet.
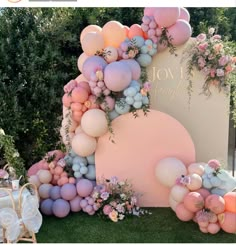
[92,176,150,222]
[186,28,236,96]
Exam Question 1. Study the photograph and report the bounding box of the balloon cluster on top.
[155,158,236,234]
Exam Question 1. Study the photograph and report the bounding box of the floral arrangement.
[186,28,236,97]
[92,176,150,222]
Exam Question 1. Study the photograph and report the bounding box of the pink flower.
[116,204,125,213]
[198,42,208,52]
[225,65,233,73]
[219,56,230,66]
[208,159,221,170]
[196,33,206,41]
[202,67,210,76]
[213,43,223,53]
[110,201,117,207]
[176,175,191,185]
[208,54,215,60]
[198,57,206,68]
[101,192,109,200]
[109,210,118,222]
[216,69,224,77]
[210,69,216,77]
[131,196,137,206]
[143,82,151,91]
[212,34,221,40]
[128,49,136,58]
[103,205,113,215]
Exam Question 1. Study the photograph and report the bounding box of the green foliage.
[0,129,26,180]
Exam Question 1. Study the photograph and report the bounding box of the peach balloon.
[71,102,83,112]
[155,157,187,188]
[170,185,189,203]
[78,81,91,93]
[186,173,202,191]
[81,32,105,56]
[76,74,88,83]
[69,119,79,132]
[183,192,204,212]
[123,25,130,37]
[103,46,118,63]
[207,223,221,234]
[179,7,190,22]
[77,52,89,72]
[169,195,179,211]
[188,163,205,176]
[72,111,82,123]
[71,132,97,157]
[154,7,180,28]
[80,24,102,43]
[28,175,41,188]
[75,125,84,135]
[71,87,89,103]
[175,203,194,221]
[69,177,76,184]
[223,192,236,213]
[128,24,144,39]
[205,194,225,214]
[199,226,208,233]
[54,166,63,176]
[167,19,192,46]
[102,21,126,48]
[38,170,52,184]
[81,109,108,137]
[218,212,236,233]
[60,176,69,185]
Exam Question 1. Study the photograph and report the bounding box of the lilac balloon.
[76,179,94,197]
[50,186,61,200]
[167,19,192,46]
[104,61,132,92]
[82,56,107,80]
[120,59,141,80]
[85,205,93,213]
[40,199,54,215]
[80,199,88,208]
[70,196,82,212]
[60,183,77,201]
[52,199,70,218]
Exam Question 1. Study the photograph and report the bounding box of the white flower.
[119,181,125,186]
[208,28,215,35]
[120,193,126,200]
[118,214,125,220]
[92,191,99,199]
[13,152,20,158]
[0,129,5,135]
[101,192,109,200]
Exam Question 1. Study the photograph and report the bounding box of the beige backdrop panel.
[147,38,230,166]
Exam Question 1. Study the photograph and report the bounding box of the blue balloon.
[131,36,145,48]
[109,110,120,121]
[72,156,87,166]
[136,54,152,67]
[86,154,95,165]
[115,99,131,114]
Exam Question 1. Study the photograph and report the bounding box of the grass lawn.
[36,208,236,243]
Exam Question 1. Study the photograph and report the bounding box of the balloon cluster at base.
[155,158,236,234]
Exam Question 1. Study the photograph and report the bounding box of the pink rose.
[208,159,221,170]
[219,56,230,66]
[198,57,206,68]
[110,176,118,185]
[196,33,206,41]
[212,34,221,40]
[216,69,224,77]
[210,69,216,78]
[197,42,208,52]
[103,205,113,215]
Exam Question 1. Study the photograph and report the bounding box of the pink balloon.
[120,59,141,80]
[76,74,88,83]
[52,199,70,218]
[60,183,77,201]
[81,109,108,137]
[80,25,102,43]
[71,132,97,157]
[71,87,89,103]
[70,196,82,212]
[100,96,115,111]
[82,56,107,81]
[167,19,192,46]
[144,7,157,16]
[154,7,180,27]
[81,32,105,56]
[62,93,72,107]
[179,7,190,22]
[104,61,132,92]
[77,52,89,73]
[28,175,41,187]
[76,179,94,197]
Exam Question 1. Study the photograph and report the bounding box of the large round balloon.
[102,21,126,48]
[71,132,97,157]
[154,7,180,28]
[155,157,187,188]
[80,24,102,43]
[128,24,144,39]
[60,183,77,201]
[120,59,141,80]
[77,52,89,73]
[50,186,61,200]
[179,7,190,22]
[70,196,82,212]
[81,109,108,137]
[76,179,94,197]
[40,199,54,215]
[144,7,157,16]
[52,199,70,218]
[38,170,52,184]
[167,19,192,46]
[82,56,107,81]
[38,184,53,199]
[81,32,105,56]
[104,61,132,92]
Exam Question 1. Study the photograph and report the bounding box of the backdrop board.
[147,38,230,167]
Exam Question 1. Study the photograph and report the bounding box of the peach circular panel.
[95,109,195,207]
